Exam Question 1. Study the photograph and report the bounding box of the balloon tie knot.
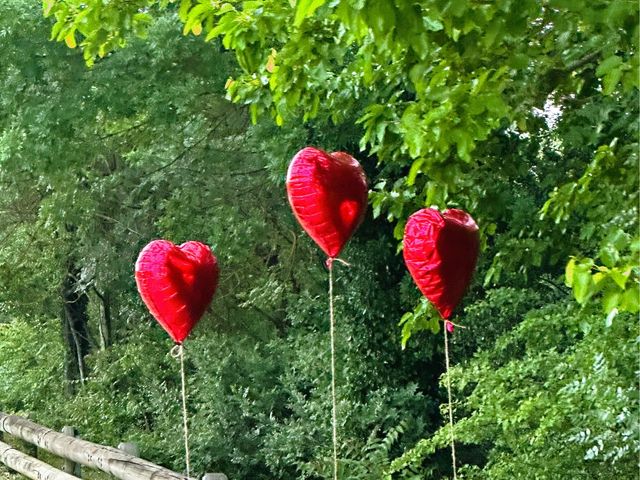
[170,343,184,358]
[326,257,351,269]
[444,320,467,333]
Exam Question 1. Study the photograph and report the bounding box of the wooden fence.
[0,413,227,480]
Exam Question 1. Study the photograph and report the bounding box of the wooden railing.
[0,413,227,480]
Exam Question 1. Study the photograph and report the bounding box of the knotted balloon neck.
[170,343,183,358]
[325,257,351,269]
[443,319,466,333]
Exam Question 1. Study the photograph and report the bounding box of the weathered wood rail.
[0,413,227,480]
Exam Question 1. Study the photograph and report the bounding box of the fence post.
[202,473,228,480]
[61,426,81,478]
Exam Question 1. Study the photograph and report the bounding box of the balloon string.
[328,261,339,480]
[444,324,457,480]
[172,344,191,478]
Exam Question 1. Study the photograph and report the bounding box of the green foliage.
[398,298,441,349]
[389,297,639,478]
[0,1,635,479]
[0,318,64,415]
[46,1,639,172]
[2,4,438,478]
[44,0,639,316]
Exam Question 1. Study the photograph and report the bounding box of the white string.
[328,261,339,480]
[444,323,457,480]
[171,344,191,478]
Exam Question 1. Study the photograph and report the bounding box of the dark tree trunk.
[61,262,90,395]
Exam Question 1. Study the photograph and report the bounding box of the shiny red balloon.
[403,208,479,319]
[135,240,219,343]
[286,147,368,258]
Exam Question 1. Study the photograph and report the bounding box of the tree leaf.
[294,0,326,27]
[609,268,629,289]
[65,32,77,49]
[621,286,640,313]
[596,55,623,77]
[598,244,619,268]
[407,159,424,186]
[602,288,621,315]
[572,267,594,304]
[423,16,443,31]
[565,257,576,286]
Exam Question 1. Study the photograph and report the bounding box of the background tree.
[2,2,440,478]
[2,0,638,478]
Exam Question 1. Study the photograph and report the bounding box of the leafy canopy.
[7,1,636,477]
[44,0,639,318]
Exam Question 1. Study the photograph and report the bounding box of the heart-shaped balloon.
[286,147,368,258]
[135,240,219,343]
[403,208,479,319]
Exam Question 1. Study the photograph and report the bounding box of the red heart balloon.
[135,240,219,343]
[286,147,368,258]
[403,208,479,319]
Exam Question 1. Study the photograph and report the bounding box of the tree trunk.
[61,261,90,395]
[93,287,112,349]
